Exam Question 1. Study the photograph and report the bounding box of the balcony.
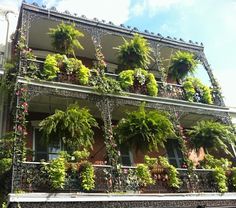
[20,59,222,106]
[20,161,235,194]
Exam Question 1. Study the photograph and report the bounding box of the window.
[119,144,133,166]
[33,128,61,161]
[165,139,183,167]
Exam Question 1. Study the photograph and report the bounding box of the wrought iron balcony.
[19,162,232,194]
[19,59,223,106]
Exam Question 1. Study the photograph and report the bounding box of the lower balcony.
[20,162,235,194]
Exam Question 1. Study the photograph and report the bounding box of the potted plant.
[183,77,213,104]
[39,104,98,151]
[49,22,84,57]
[168,51,198,83]
[114,104,175,153]
[188,120,236,156]
[118,68,158,96]
[115,34,152,70]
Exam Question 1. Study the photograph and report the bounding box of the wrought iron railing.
[20,162,222,193]
[21,59,223,106]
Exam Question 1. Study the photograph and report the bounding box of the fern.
[188,121,236,156]
[49,22,84,56]
[168,51,198,81]
[114,105,175,152]
[116,34,152,69]
[39,104,98,150]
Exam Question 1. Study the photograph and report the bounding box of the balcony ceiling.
[29,18,177,70]
[29,94,219,128]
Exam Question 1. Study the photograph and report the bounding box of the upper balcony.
[10,2,224,107]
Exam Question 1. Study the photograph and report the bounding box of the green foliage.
[188,120,236,156]
[183,77,213,104]
[116,34,152,69]
[0,133,14,175]
[231,167,236,188]
[39,104,98,150]
[0,159,12,175]
[201,154,229,193]
[76,64,90,85]
[118,68,158,96]
[136,164,154,187]
[144,155,158,168]
[73,149,90,162]
[43,54,90,84]
[91,70,123,95]
[168,51,198,81]
[49,22,84,56]
[43,54,60,80]
[213,167,228,192]
[80,161,95,191]
[118,70,134,90]
[158,156,181,189]
[202,154,231,170]
[114,105,175,153]
[46,157,66,190]
[146,73,158,96]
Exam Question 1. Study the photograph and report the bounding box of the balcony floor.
[8,192,236,208]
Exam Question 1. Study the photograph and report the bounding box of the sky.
[0,0,235,107]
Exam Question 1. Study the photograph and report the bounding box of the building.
[1,1,236,208]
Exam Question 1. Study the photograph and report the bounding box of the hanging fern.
[49,22,84,56]
[114,105,175,153]
[39,104,98,150]
[188,120,236,156]
[168,51,198,81]
[115,34,152,70]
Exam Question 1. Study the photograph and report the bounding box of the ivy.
[43,54,60,80]
[231,167,236,188]
[201,154,230,193]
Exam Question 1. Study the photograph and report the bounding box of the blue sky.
[0,0,235,106]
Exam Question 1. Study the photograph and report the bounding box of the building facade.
[1,2,236,208]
